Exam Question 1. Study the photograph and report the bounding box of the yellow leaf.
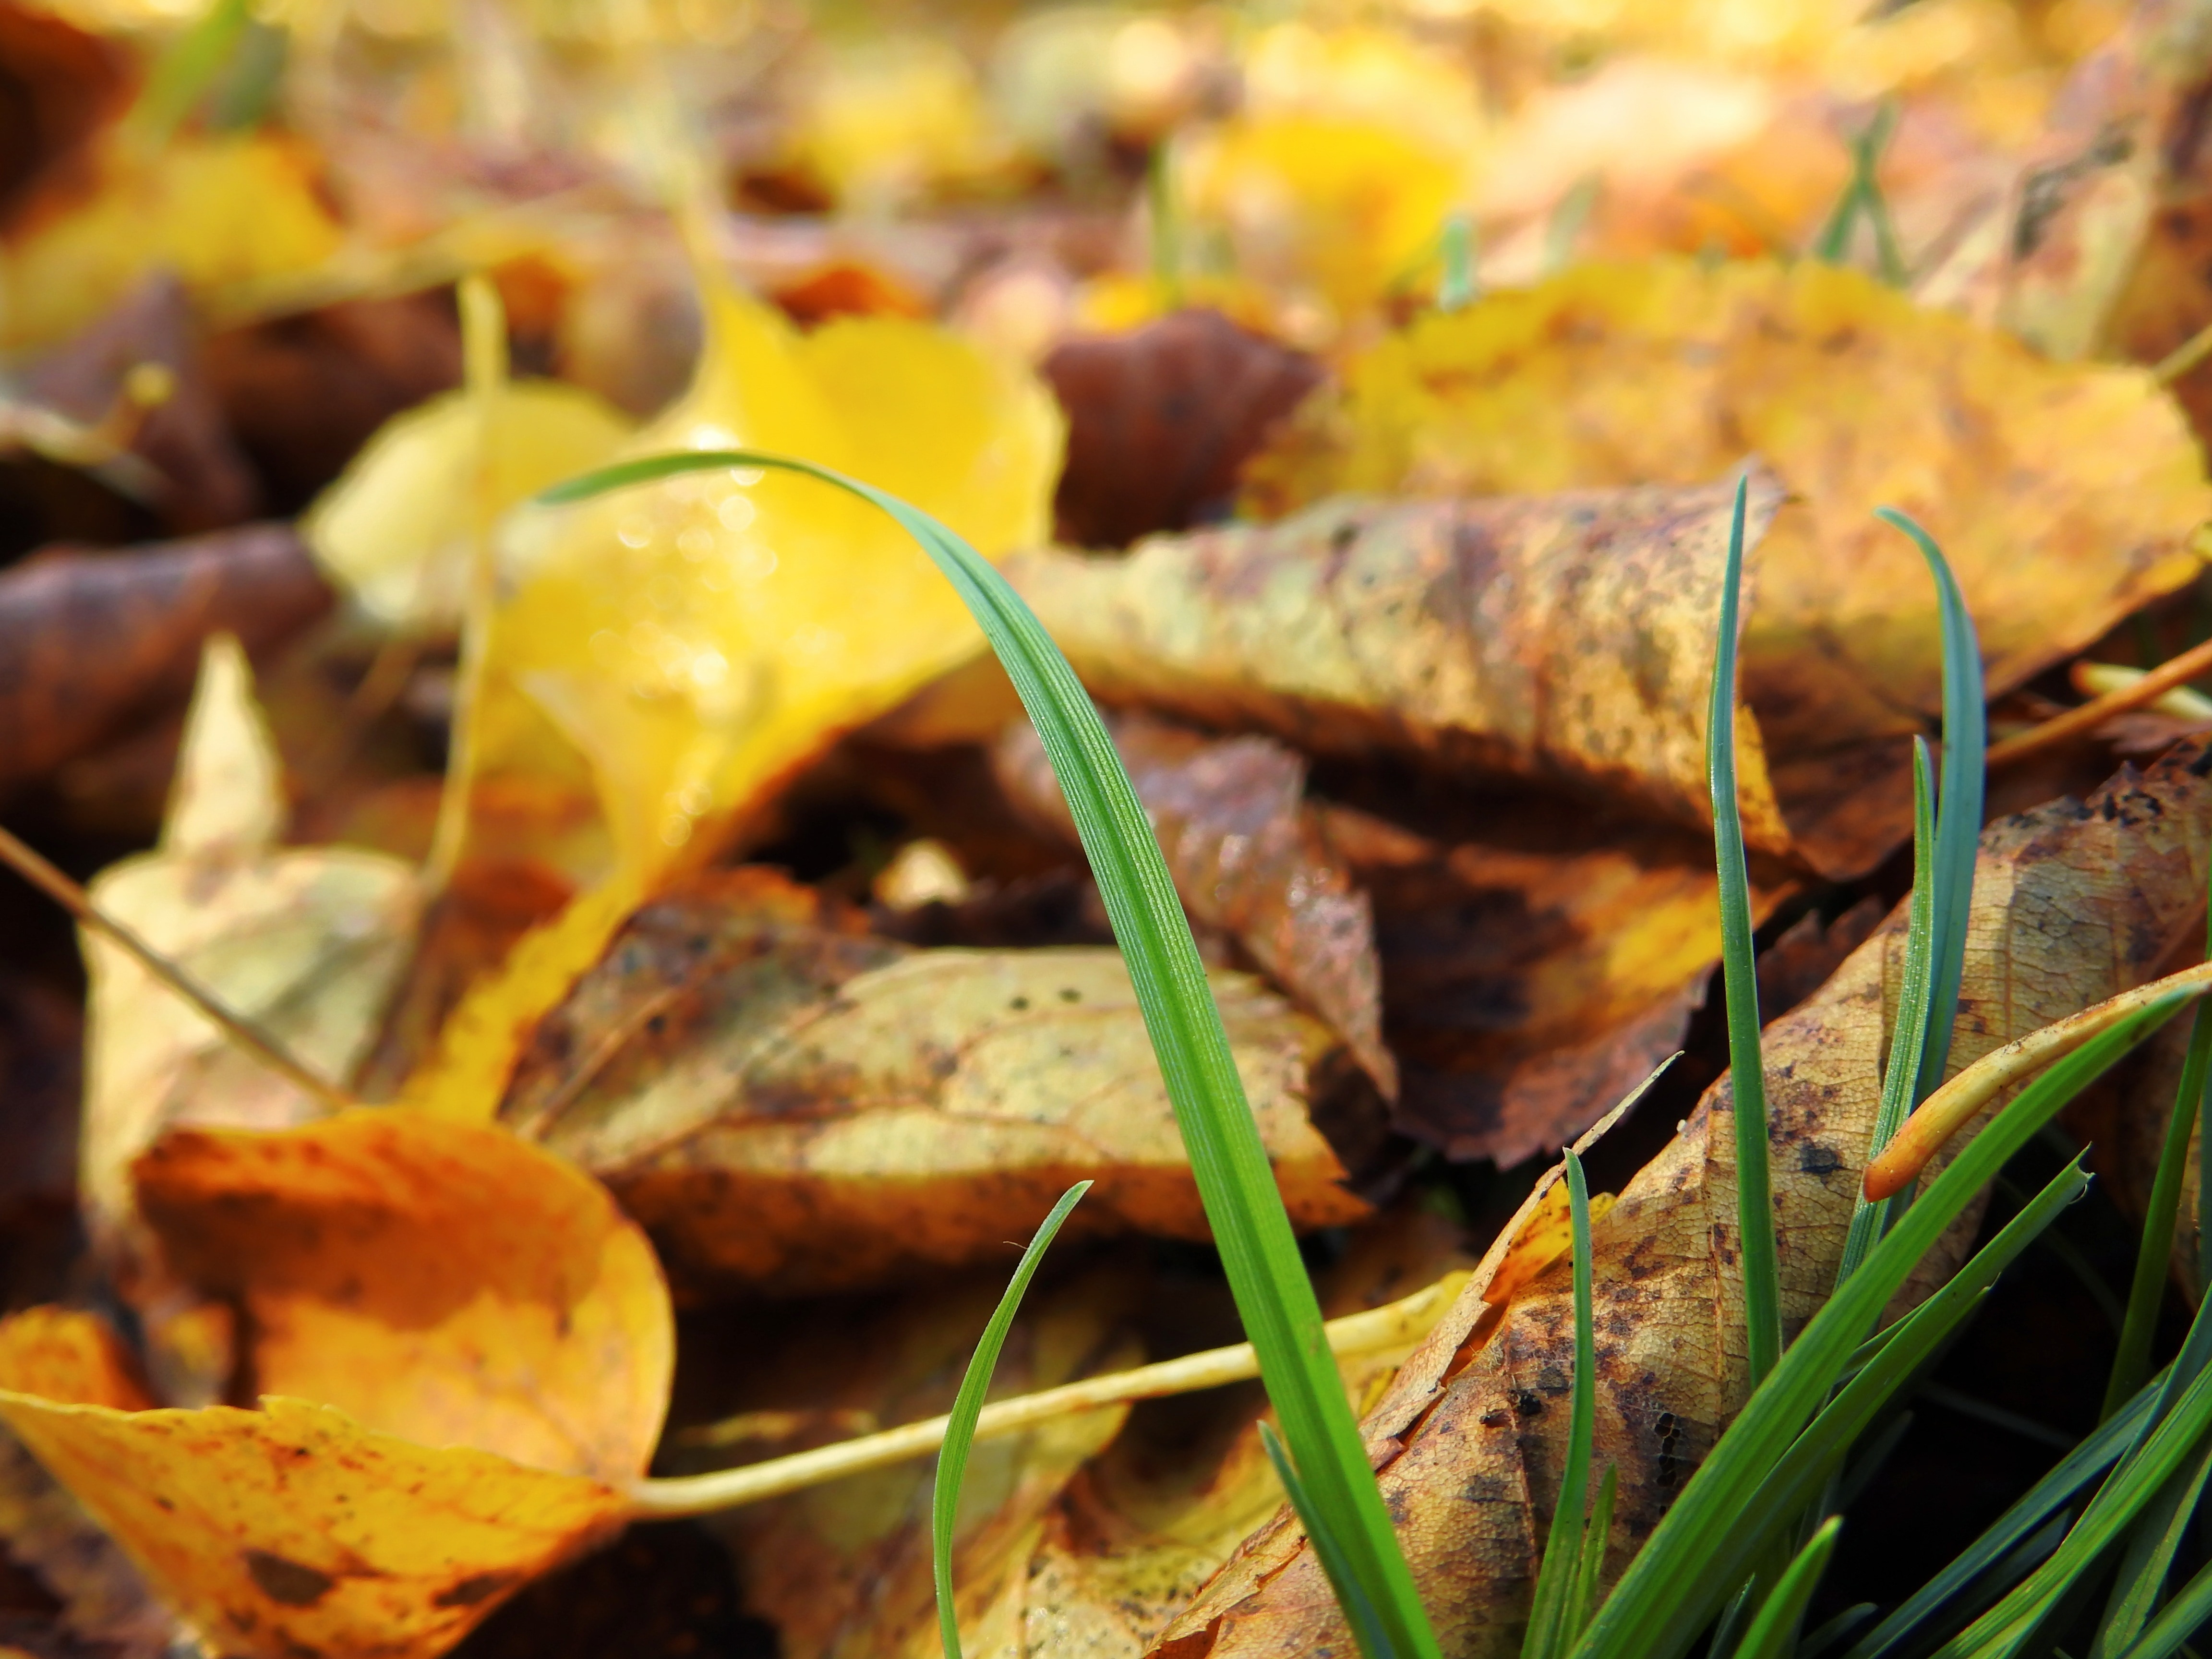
[0,1109,673,1659]
[0,135,342,353]
[80,640,421,1247]
[304,381,634,631]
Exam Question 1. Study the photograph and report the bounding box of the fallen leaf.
[304,377,632,632]
[1159,740,2212,1658]
[1039,311,1323,551]
[0,5,127,228]
[79,637,420,1252]
[1239,257,2212,875]
[0,524,331,795]
[0,1107,674,1659]
[0,134,342,354]
[1317,796,1757,1166]
[995,710,1392,1095]
[498,868,1371,1297]
[204,293,465,513]
[1009,472,1795,860]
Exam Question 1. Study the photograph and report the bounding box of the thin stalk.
[1988,636,2212,769]
[1523,1150,1600,1659]
[0,823,356,1114]
[2106,1002,2212,1419]
[1709,474,1783,1388]
[631,1266,1470,1516]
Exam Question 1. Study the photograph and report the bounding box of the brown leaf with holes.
[498,867,1371,1298]
[1009,472,1791,864]
[1160,741,2212,1659]
[0,1108,673,1659]
[1041,309,1323,550]
[995,710,1393,1095]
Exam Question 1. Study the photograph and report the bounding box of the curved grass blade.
[2115,1551,2212,1659]
[933,1180,1090,1659]
[1873,509,1985,1112]
[1835,737,1937,1292]
[1729,1516,1842,1659]
[1259,1419,1395,1659]
[2105,1002,2212,1419]
[1710,473,1783,1390]
[539,450,1440,1659]
[1525,1149,1600,1659]
[1570,993,2195,1659]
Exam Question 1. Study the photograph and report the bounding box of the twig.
[1986,635,2212,769]
[0,823,359,1114]
[626,1267,1472,1518]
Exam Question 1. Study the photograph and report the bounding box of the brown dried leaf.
[499,868,1370,1297]
[995,711,1392,1095]
[1161,742,2212,1658]
[1009,473,1792,861]
[0,525,330,794]
[1041,310,1323,551]
[1234,258,2211,876]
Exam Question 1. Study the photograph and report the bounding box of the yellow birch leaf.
[304,381,634,631]
[0,1110,672,1659]
[0,135,342,353]
[80,639,421,1249]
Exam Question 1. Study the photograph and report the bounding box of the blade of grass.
[1709,1581,1758,1659]
[540,450,1440,1659]
[1803,1606,1877,1659]
[1439,213,1478,312]
[1524,1149,1600,1659]
[1835,737,1938,1292]
[1710,473,1784,1391]
[2115,1552,2212,1659]
[1570,992,2197,1659]
[1569,1465,1619,1646]
[2093,1436,2212,1658]
[933,1180,1090,1659]
[1729,1516,1842,1659]
[129,0,252,148]
[2105,1001,2212,1418]
[1260,1419,1395,1659]
[1874,508,1985,1111]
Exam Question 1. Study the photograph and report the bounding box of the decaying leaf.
[79,638,420,1250]
[0,1109,673,1659]
[1317,797,1757,1166]
[1161,741,2212,1658]
[499,868,1371,1296]
[1237,257,2212,875]
[994,711,1392,1096]
[0,525,331,794]
[1039,310,1323,551]
[1010,471,1793,855]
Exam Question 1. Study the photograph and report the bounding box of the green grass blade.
[1847,1379,2164,1659]
[1803,1605,1877,1659]
[1439,213,1478,312]
[1709,1581,1758,1659]
[1728,1516,1842,1659]
[539,450,1441,1659]
[1525,1150,1600,1659]
[1690,1159,2091,1614]
[1571,1465,1619,1645]
[1710,473,1783,1390]
[1836,737,1938,1291]
[1259,1420,1395,1659]
[2115,1551,2212,1659]
[2094,1435,2212,1658]
[2106,1003,2212,1419]
[129,0,252,148]
[1874,508,1985,1109]
[1933,1362,2212,1658]
[1570,994,2196,1659]
[933,1181,1090,1659]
